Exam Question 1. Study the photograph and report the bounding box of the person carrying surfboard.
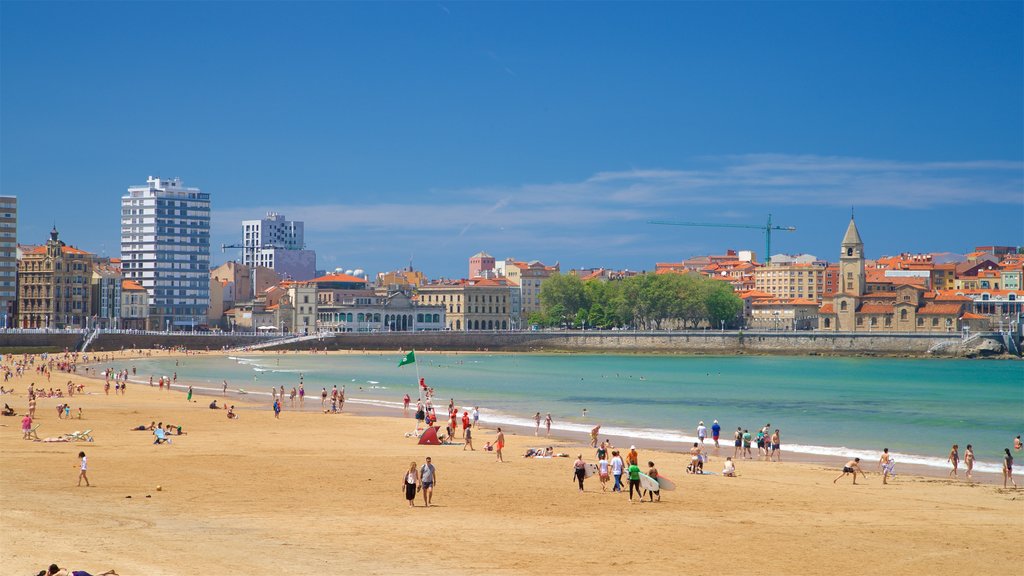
[646,461,661,502]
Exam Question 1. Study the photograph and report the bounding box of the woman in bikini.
[1004,448,1017,489]
[947,444,959,479]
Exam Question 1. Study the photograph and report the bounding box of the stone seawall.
[0,331,1006,358]
[0,332,83,352]
[266,331,970,356]
[88,333,277,352]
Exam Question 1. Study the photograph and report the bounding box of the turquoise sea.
[111,353,1023,474]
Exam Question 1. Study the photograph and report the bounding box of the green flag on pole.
[398,350,416,367]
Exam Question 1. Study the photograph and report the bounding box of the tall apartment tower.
[121,176,211,330]
[0,196,15,327]
[241,213,316,280]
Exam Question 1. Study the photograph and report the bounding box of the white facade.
[241,213,315,280]
[121,176,211,330]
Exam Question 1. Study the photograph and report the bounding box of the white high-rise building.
[241,212,316,280]
[121,176,210,330]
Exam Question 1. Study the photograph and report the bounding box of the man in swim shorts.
[419,457,436,507]
[834,458,865,484]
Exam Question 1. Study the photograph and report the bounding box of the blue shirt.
[712,423,721,436]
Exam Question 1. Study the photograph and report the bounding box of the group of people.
[729,423,781,462]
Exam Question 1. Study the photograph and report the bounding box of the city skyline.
[2,2,1022,278]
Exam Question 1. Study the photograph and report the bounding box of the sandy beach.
[1,351,1022,575]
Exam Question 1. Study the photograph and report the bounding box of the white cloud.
[211,153,1022,274]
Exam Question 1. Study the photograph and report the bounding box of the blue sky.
[2,1,1021,278]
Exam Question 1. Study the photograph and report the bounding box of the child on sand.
[722,457,736,477]
[77,451,90,487]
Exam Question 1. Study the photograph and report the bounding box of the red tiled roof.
[311,273,367,284]
[121,280,145,291]
[960,313,987,320]
[819,304,835,314]
[917,304,965,315]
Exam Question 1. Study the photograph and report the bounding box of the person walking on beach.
[711,420,721,449]
[834,458,866,485]
[742,429,752,459]
[733,427,742,458]
[222,380,228,395]
[1015,435,1022,451]
[461,411,470,439]
[403,394,410,413]
[948,444,959,479]
[463,425,474,451]
[770,429,781,462]
[627,445,639,467]
[572,454,587,492]
[534,412,541,436]
[472,406,480,429]
[646,461,661,502]
[879,448,896,484]
[697,421,707,447]
[545,413,552,437]
[964,444,976,480]
[273,399,281,419]
[28,394,36,418]
[187,386,193,402]
[403,461,419,507]
[321,388,328,409]
[419,457,436,507]
[590,425,601,448]
[610,450,624,492]
[1003,448,1017,489]
[597,454,609,491]
[77,451,90,487]
[627,460,642,503]
[494,428,505,462]
[21,413,32,439]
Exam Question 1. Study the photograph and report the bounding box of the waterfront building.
[500,259,558,328]
[818,218,968,332]
[419,277,514,331]
[316,289,443,332]
[121,176,210,330]
[120,280,149,330]
[241,212,316,281]
[749,297,820,331]
[90,261,122,328]
[17,228,93,329]
[0,196,15,327]
[754,261,826,302]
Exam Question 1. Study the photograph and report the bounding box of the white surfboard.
[638,472,661,493]
[653,474,677,491]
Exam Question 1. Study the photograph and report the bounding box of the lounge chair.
[153,428,172,444]
[67,429,93,442]
[25,424,40,440]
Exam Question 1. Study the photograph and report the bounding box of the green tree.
[538,273,587,327]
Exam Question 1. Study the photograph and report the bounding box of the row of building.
[3,177,1021,334]
[655,218,1021,332]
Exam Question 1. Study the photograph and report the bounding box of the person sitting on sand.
[722,457,736,477]
[834,458,866,484]
[483,441,493,452]
[2,403,15,416]
[227,406,237,419]
[209,400,219,409]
